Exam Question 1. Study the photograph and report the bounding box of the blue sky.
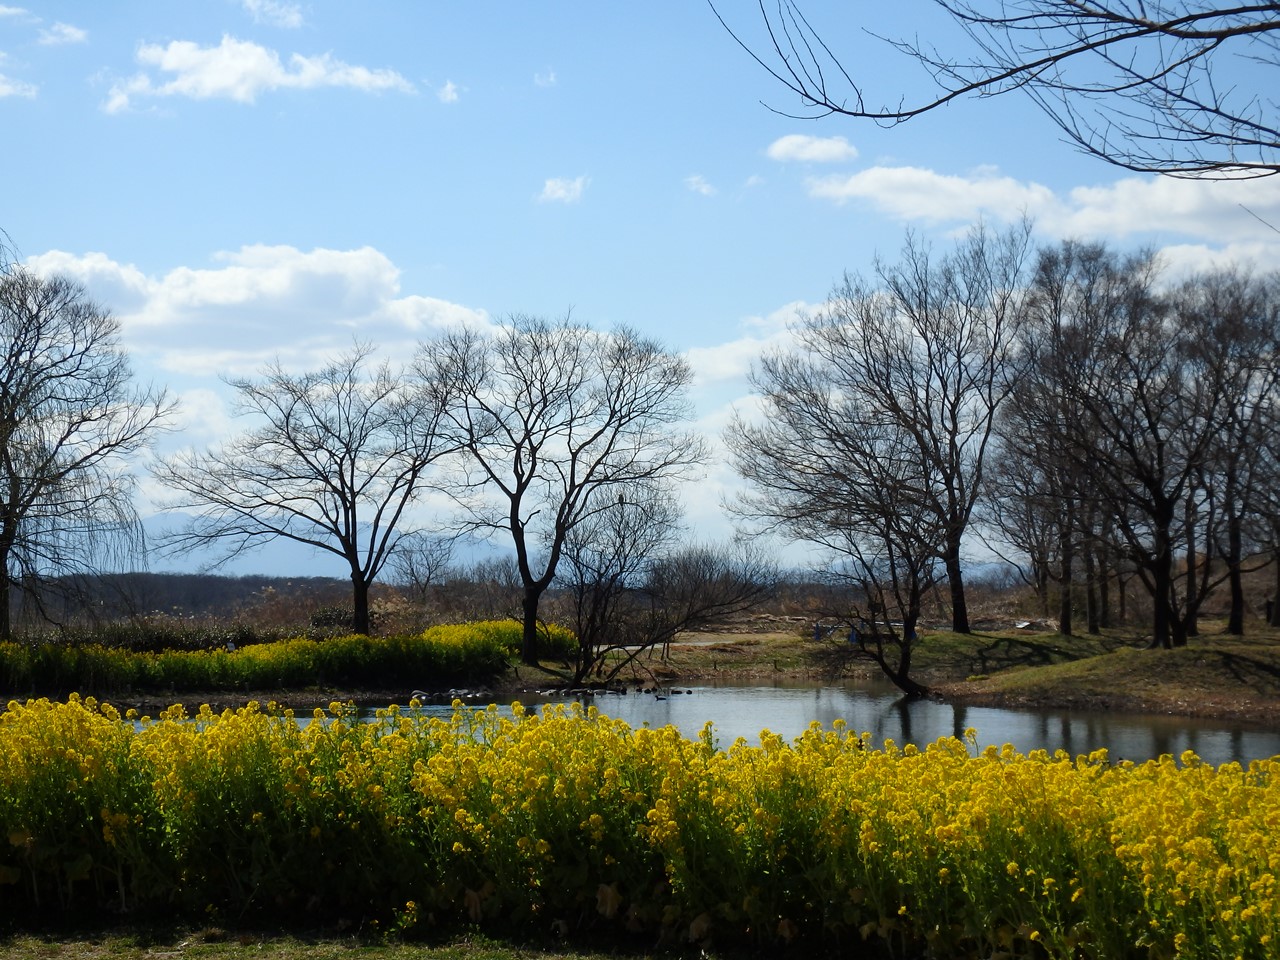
[4,1,1280,575]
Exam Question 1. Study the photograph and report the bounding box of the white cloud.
[534,68,556,87]
[685,174,716,196]
[437,79,459,103]
[168,387,234,442]
[808,165,1059,224]
[22,250,153,315]
[0,52,35,97]
[767,134,859,163]
[0,72,37,98]
[0,6,28,16]
[21,245,490,377]
[104,35,413,112]
[538,175,588,203]
[383,295,493,332]
[805,162,1280,256]
[1057,175,1280,245]
[37,21,86,45]
[1153,241,1280,277]
[242,0,304,28]
[685,300,812,387]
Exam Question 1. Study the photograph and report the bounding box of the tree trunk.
[1150,545,1185,648]
[1272,548,1280,628]
[0,542,11,642]
[1183,497,1199,638]
[1057,525,1074,638]
[521,587,544,666]
[351,573,371,635]
[1226,513,1245,635]
[1098,542,1112,629]
[1035,559,1051,618]
[1149,500,1184,649]
[943,532,970,634]
[1083,542,1100,634]
[888,616,930,699]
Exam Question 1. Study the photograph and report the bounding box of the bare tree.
[979,446,1066,620]
[637,543,778,659]
[1011,241,1260,647]
[154,343,454,635]
[557,482,774,686]
[714,1,1280,178]
[420,316,708,664]
[558,483,684,683]
[1180,269,1280,633]
[727,342,944,696]
[0,265,173,639]
[1259,438,1280,627]
[748,224,1031,634]
[388,530,456,616]
[432,556,525,624]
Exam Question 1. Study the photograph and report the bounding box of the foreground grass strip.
[0,696,1275,959]
[0,930,642,960]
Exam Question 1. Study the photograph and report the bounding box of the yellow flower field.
[0,695,1274,958]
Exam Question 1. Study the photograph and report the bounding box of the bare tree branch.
[712,1,1280,177]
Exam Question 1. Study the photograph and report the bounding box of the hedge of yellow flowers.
[0,695,1274,958]
[0,620,575,697]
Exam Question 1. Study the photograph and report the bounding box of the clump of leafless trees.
[1,243,772,666]
[727,223,1280,693]
[152,314,770,675]
[7,219,1279,699]
[990,242,1280,648]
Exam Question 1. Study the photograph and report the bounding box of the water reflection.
[396,678,1280,768]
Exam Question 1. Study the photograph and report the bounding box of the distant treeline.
[9,572,352,630]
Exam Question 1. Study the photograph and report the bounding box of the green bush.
[0,620,559,697]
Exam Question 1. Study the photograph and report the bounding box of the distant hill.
[21,571,352,626]
[140,514,340,579]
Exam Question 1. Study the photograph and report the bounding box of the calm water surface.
[395,678,1280,768]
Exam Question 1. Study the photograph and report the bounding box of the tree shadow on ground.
[963,632,1133,677]
[1218,651,1280,695]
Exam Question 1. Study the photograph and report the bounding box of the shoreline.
[97,669,1280,730]
[21,626,1280,730]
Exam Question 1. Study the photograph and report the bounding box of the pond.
[399,677,1280,768]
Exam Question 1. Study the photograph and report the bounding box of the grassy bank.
[636,621,1280,724]
[941,633,1280,722]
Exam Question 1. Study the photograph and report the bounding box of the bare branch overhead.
[712,1,1280,177]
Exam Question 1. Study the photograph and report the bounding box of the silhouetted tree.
[0,255,172,639]
[421,316,707,664]
[727,335,944,695]
[733,224,1032,636]
[155,343,454,635]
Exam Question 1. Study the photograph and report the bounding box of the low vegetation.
[0,621,575,703]
[0,696,1274,958]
